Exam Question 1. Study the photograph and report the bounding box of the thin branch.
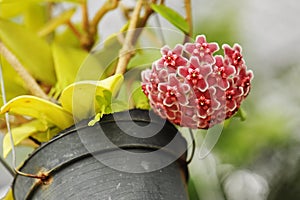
[0,42,49,100]
[89,0,119,37]
[120,3,133,20]
[137,0,155,28]
[127,0,156,46]
[81,2,90,33]
[67,21,82,40]
[115,0,144,75]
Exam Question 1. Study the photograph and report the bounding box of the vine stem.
[115,0,144,75]
[184,0,193,43]
[186,128,195,164]
[0,155,15,177]
[0,42,49,100]
[0,62,47,180]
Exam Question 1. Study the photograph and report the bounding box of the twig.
[67,21,82,40]
[138,0,156,28]
[130,0,156,46]
[81,2,89,33]
[120,3,133,20]
[0,42,49,100]
[115,0,144,74]
[89,0,119,37]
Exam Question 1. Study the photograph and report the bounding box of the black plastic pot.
[13,109,189,199]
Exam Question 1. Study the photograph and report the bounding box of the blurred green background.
[186,0,300,199]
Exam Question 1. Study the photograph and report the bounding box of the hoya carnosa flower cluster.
[141,35,253,129]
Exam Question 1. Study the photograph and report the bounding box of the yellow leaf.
[51,42,88,95]
[0,95,74,129]
[24,3,48,32]
[97,74,124,96]
[53,24,81,47]
[59,74,123,120]
[0,55,28,106]
[45,0,85,3]
[0,0,36,18]
[0,19,56,85]
[96,33,122,79]
[37,8,76,37]
[2,120,48,158]
[31,126,61,143]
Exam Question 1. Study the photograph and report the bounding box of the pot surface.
[13,109,188,200]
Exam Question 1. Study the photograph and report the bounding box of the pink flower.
[141,35,254,129]
[141,63,168,95]
[185,35,219,64]
[157,44,188,72]
[236,65,254,97]
[207,55,236,90]
[178,57,212,91]
[225,84,243,112]
[158,74,190,106]
[195,88,219,119]
[223,44,244,68]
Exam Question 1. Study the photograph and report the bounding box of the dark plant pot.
[13,109,189,199]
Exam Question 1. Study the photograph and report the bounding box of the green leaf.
[88,90,113,126]
[132,82,150,110]
[37,8,76,37]
[51,42,88,96]
[111,99,128,113]
[127,48,161,70]
[150,4,190,34]
[234,107,247,121]
[0,19,56,85]
[2,120,48,158]
[95,90,113,113]
[0,95,74,129]
[88,113,102,126]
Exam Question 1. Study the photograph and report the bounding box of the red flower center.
[163,51,178,67]
[232,52,243,65]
